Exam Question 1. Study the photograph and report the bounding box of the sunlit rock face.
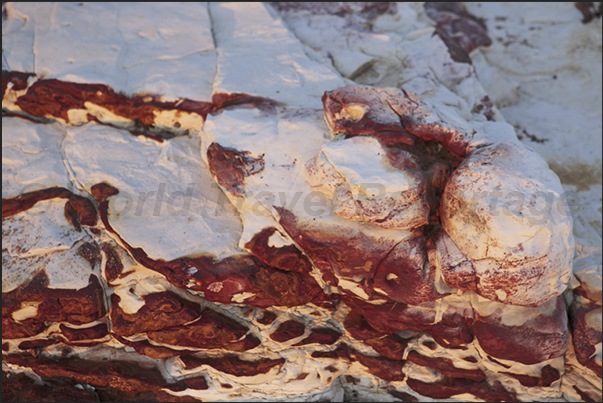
[305,136,430,230]
[3,2,601,402]
[439,140,574,307]
[321,85,574,307]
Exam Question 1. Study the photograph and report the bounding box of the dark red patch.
[77,242,101,269]
[247,263,330,307]
[343,296,435,334]
[2,187,96,224]
[572,385,597,402]
[487,355,512,369]
[166,376,209,392]
[276,206,393,288]
[422,340,437,350]
[114,336,196,359]
[322,86,470,162]
[2,354,201,401]
[271,2,397,31]
[392,90,471,159]
[343,295,476,351]
[63,196,98,230]
[245,227,313,273]
[110,292,202,337]
[312,350,340,360]
[60,323,108,342]
[345,345,406,382]
[473,296,569,365]
[271,2,395,19]
[130,130,166,143]
[1,315,48,340]
[313,298,340,311]
[101,243,124,284]
[2,371,99,402]
[2,272,105,339]
[575,2,602,23]
[211,92,281,113]
[424,3,492,63]
[473,95,496,121]
[2,70,35,98]
[345,375,360,384]
[407,350,485,381]
[372,236,443,305]
[437,236,477,293]
[173,98,214,118]
[388,389,419,402]
[90,182,120,204]
[344,309,389,340]
[257,310,277,325]
[293,372,310,381]
[365,334,410,361]
[501,364,560,387]
[18,338,63,351]
[407,378,515,401]
[431,306,474,349]
[270,319,306,342]
[12,77,212,134]
[181,354,285,377]
[569,298,603,378]
[373,130,418,148]
[293,327,342,346]
[207,142,265,194]
[146,308,259,351]
[312,343,405,382]
[321,88,406,137]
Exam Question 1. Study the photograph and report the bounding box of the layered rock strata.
[2,2,600,402]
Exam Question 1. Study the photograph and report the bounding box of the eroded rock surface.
[2,2,600,402]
